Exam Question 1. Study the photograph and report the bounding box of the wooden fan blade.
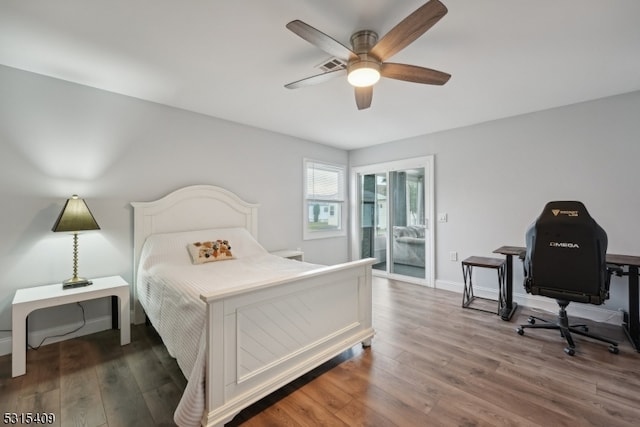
[284,68,347,89]
[370,0,447,62]
[286,20,357,61]
[355,86,373,110]
[381,62,450,85]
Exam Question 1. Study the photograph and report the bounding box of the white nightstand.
[12,275,130,377]
[270,249,304,261]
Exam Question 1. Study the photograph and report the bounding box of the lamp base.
[62,277,93,289]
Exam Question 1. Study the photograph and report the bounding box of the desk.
[495,246,640,352]
[606,254,640,352]
[492,246,523,320]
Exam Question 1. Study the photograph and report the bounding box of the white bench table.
[270,249,304,261]
[12,275,130,377]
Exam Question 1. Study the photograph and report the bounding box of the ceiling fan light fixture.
[285,1,451,108]
[347,60,381,87]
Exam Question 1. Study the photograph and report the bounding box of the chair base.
[516,302,619,356]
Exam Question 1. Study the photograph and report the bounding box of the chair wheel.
[516,327,524,336]
[609,345,619,354]
[564,347,575,356]
[527,317,536,325]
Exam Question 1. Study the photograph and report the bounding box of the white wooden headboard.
[130,185,259,323]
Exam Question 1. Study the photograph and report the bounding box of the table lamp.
[52,194,100,289]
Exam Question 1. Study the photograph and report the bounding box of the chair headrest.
[531,200,604,249]
[537,201,593,225]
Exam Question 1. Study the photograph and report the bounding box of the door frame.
[350,156,435,287]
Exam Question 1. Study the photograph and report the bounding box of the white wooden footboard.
[199,258,375,427]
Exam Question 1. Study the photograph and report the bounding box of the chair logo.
[552,209,578,217]
[549,241,580,249]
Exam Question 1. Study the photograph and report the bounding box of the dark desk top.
[494,246,640,267]
[493,246,525,256]
[607,254,640,267]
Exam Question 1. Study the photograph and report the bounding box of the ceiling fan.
[284,0,451,110]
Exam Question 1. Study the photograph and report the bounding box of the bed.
[131,185,375,426]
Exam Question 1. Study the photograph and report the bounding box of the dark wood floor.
[2,277,640,426]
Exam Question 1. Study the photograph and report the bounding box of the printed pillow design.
[188,240,233,264]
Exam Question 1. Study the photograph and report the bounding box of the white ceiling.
[2,0,639,150]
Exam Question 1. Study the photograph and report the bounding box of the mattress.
[135,227,320,426]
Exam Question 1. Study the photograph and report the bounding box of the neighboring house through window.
[303,159,346,239]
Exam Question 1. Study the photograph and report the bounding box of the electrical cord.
[28,302,87,350]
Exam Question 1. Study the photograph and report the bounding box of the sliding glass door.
[360,172,388,273]
[352,156,434,285]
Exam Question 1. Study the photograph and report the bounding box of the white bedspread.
[135,228,320,426]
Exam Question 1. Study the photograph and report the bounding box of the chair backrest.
[523,201,609,304]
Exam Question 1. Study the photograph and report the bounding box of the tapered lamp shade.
[52,195,100,232]
[52,195,100,288]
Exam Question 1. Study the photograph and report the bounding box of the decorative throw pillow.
[187,240,234,264]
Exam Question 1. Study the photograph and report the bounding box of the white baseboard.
[435,279,624,325]
[0,313,128,357]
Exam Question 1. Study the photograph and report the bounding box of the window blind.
[305,161,344,202]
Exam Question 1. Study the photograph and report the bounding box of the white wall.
[350,91,640,317]
[0,65,349,354]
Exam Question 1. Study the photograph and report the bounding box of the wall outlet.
[450,251,458,261]
[438,212,448,223]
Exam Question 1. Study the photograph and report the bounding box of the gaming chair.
[516,201,619,355]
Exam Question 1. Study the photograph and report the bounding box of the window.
[304,159,346,239]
